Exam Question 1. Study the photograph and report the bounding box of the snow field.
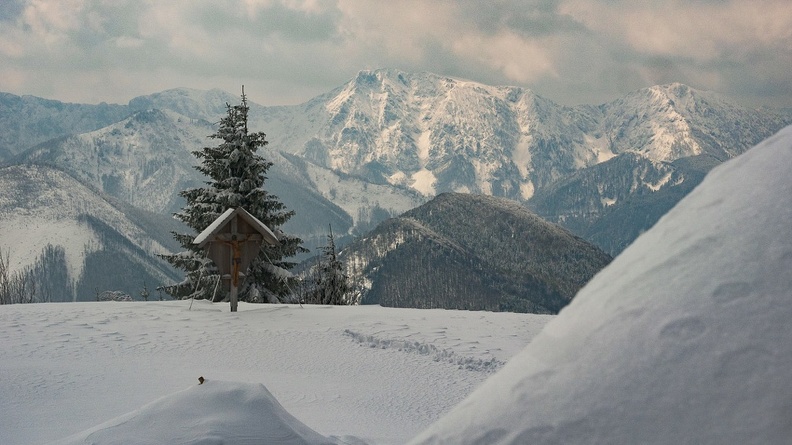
[0,301,551,445]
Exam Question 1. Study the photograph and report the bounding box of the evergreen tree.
[160,90,304,302]
[306,225,351,305]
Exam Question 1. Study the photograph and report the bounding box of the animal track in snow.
[343,329,503,372]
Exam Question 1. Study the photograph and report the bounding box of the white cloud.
[555,0,792,106]
[20,0,82,47]
[336,0,456,64]
[559,0,792,60]
[0,0,789,107]
[451,31,558,83]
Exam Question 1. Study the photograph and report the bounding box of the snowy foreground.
[0,301,551,445]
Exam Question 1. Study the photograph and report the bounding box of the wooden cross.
[193,208,280,312]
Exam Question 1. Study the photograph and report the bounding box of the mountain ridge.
[342,192,612,313]
[0,92,130,161]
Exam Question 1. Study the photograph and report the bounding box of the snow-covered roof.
[193,207,279,248]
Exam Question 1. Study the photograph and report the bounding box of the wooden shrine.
[193,207,280,312]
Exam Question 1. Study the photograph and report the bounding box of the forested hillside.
[343,193,612,313]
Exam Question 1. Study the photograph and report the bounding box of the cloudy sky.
[1,0,790,108]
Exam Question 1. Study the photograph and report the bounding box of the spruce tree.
[160,90,304,302]
[307,225,351,305]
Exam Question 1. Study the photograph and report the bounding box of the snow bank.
[50,380,339,445]
[409,126,792,445]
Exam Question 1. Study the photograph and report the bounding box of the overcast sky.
[1,0,790,108]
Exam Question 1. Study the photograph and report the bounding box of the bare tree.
[0,249,38,304]
[0,249,11,305]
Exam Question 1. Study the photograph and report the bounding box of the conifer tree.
[160,89,304,302]
[307,225,351,305]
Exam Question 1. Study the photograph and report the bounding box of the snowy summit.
[409,125,792,444]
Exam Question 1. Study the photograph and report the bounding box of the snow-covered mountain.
[2,69,791,301]
[128,87,239,121]
[20,109,212,213]
[15,98,424,255]
[256,69,606,201]
[0,92,129,161]
[273,71,791,255]
[0,164,179,301]
[602,82,783,162]
[528,152,717,254]
[22,70,785,256]
[340,193,611,314]
[254,70,789,201]
[409,125,792,444]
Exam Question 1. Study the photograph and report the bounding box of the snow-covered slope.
[409,126,792,444]
[20,109,212,214]
[0,92,129,158]
[0,301,551,445]
[0,164,177,300]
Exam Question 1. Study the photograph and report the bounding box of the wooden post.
[230,217,239,312]
[230,278,238,312]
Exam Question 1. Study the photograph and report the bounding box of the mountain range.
[1,68,790,302]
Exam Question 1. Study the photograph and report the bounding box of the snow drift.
[49,380,340,445]
[409,126,792,444]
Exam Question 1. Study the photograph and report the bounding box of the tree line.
[0,245,70,305]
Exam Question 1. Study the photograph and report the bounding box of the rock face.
[408,126,792,444]
[342,192,612,314]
